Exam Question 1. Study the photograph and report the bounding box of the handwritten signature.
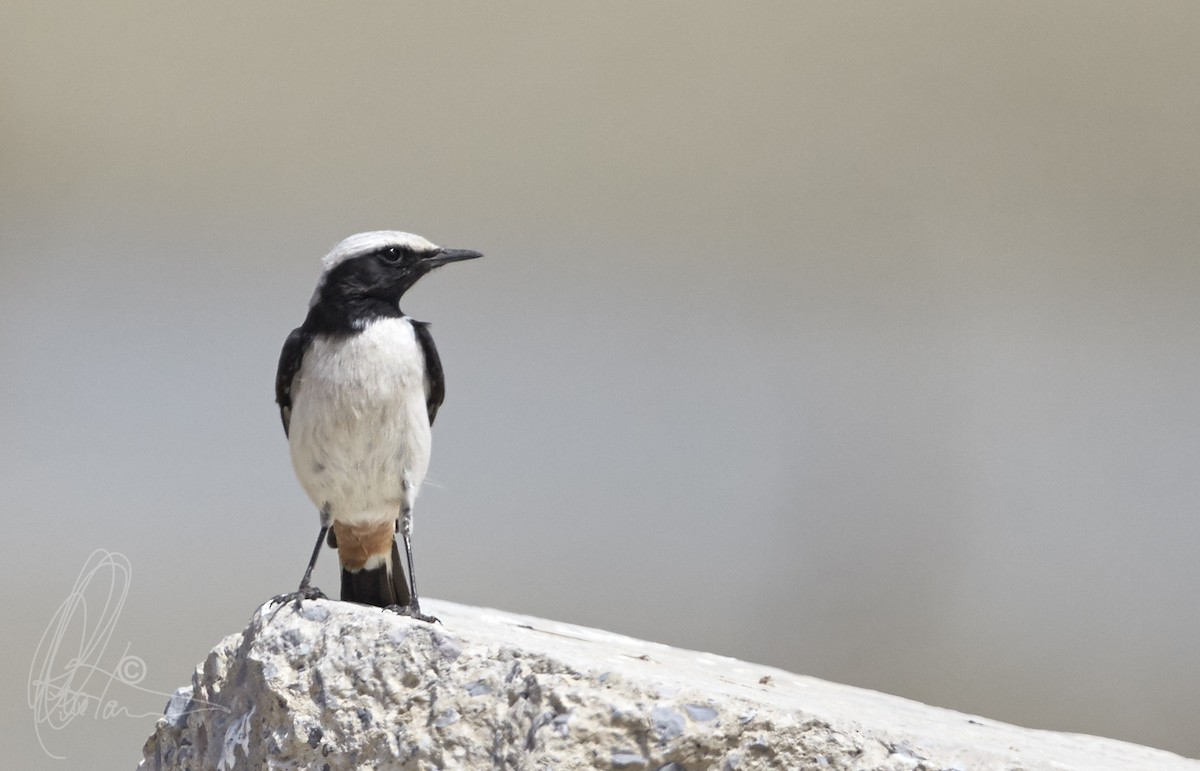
[27,548,226,760]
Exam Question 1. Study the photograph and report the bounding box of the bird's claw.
[384,603,440,624]
[269,585,328,610]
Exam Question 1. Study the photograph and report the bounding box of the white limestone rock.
[139,599,1199,770]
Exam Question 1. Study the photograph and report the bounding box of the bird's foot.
[384,603,440,624]
[269,585,328,611]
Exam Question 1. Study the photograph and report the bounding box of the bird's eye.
[380,246,403,263]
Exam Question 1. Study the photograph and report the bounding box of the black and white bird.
[273,230,481,621]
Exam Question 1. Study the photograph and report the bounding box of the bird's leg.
[385,501,438,623]
[296,524,329,596]
[270,517,330,609]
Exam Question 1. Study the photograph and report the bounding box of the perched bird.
[273,231,481,621]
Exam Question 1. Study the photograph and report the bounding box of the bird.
[273,230,481,621]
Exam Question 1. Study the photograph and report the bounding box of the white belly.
[287,317,432,526]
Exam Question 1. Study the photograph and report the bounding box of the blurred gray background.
[3,2,1198,767]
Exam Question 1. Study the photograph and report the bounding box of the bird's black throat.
[302,291,405,336]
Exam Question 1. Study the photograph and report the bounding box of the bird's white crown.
[322,231,440,273]
[309,231,441,307]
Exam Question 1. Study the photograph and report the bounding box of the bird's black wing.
[275,327,312,437]
[411,320,446,426]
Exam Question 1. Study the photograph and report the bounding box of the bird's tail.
[331,521,411,608]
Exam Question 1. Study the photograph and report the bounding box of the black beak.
[422,248,483,269]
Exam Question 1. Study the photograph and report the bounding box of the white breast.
[287,317,432,526]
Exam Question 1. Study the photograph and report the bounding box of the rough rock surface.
[139,599,1198,770]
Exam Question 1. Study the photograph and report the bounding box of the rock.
[138,599,1199,771]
